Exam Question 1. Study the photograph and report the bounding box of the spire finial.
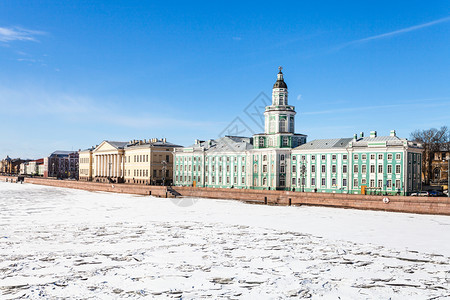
[278,66,283,73]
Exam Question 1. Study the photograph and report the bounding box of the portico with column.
[92,141,128,183]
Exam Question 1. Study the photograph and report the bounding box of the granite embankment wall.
[1,176,450,215]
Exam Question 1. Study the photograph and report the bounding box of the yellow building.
[79,147,94,181]
[79,138,181,185]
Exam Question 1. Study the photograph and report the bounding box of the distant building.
[1,156,27,174]
[431,144,450,188]
[79,138,181,184]
[44,151,79,179]
[20,159,44,176]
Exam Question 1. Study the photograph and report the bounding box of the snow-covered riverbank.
[1,182,449,298]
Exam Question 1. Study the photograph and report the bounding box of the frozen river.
[0,182,449,298]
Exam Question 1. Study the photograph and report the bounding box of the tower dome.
[273,66,287,89]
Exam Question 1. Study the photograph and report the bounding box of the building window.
[280,165,285,173]
[227,157,230,162]
[281,154,285,161]
[312,155,316,161]
[234,176,237,184]
[212,176,215,183]
[370,165,375,173]
[321,165,326,173]
[378,154,383,160]
[279,118,286,132]
[353,154,358,160]
[387,165,392,174]
[332,165,336,173]
[332,178,336,186]
[293,165,296,173]
[354,179,358,187]
[343,165,347,173]
[378,165,383,173]
[292,155,296,161]
[361,178,367,185]
[378,179,383,188]
[242,166,245,172]
[263,155,267,161]
[387,154,393,160]
[226,166,230,172]
[387,180,392,188]
[263,177,267,185]
[263,165,267,173]
[219,166,222,172]
[311,165,316,173]
[343,154,347,160]
[282,137,289,146]
[302,155,306,161]
[370,179,375,187]
[353,165,358,173]
[396,165,401,174]
[396,153,401,160]
[253,164,257,173]
[292,178,296,185]
[361,154,367,160]
[321,155,326,161]
[370,154,375,160]
[343,178,347,187]
[321,178,326,186]
[241,177,245,184]
[234,165,237,172]
[361,165,367,173]
[332,154,336,160]
[226,177,230,184]
[311,178,316,186]
[395,179,401,189]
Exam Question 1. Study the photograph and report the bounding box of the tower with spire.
[253,67,307,149]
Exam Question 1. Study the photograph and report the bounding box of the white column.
[113,155,117,177]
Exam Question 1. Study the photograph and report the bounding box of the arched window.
[433,168,441,180]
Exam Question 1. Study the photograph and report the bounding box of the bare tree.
[410,126,448,184]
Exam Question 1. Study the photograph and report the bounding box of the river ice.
[0,182,449,299]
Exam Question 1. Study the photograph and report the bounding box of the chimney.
[390,130,396,137]
[353,134,357,141]
[370,131,377,138]
[143,139,147,143]
[360,132,364,138]
[163,138,167,143]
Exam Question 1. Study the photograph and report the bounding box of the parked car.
[429,190,444,197]
[410,191,430,197]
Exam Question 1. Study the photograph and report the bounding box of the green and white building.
[291,131,423,195]
[173,68,423,195]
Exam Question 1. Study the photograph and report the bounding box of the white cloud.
[296,94,302,101]
[232,36,242,41]
[0,26,46,43]
[336,16,450,50]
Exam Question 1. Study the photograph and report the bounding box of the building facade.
[44,151,79,179]
[19,159,44,176]
[430,145,449,189]
[291,131,423,195]
[79,138,181,185]
[1,156,27,174]
[173,67,423,195]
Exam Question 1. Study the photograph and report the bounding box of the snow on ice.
[0,182,449,298]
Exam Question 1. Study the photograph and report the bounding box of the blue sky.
[1,1,449,159]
